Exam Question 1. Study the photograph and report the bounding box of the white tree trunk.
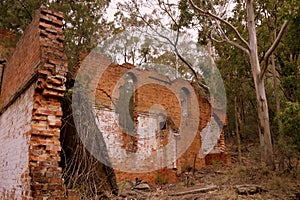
[189,0,280,168]
[247,0,274,168]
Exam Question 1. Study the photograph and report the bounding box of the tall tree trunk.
[246,0,275,169]
[254,75,274,168]
[234,95,242,164]
[271,51,284,170]
[270,31,281,132]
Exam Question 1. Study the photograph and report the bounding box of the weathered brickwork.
[0,85,34,199]
[92,63,228,184]
[0,30,17,61]
[0,7,67,199]
[28,8,67,199]
[0,15,40,109]
[0,6,229,199]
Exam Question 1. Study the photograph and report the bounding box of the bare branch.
[211,11,250,55]
[136,15,209,91]
[175,49,210,91]
[189,0,250,51]
[121,1,209,91]
[226,40,250,55]
[157,0,179,27]
[260,20,288,79]
[210,31,226,43]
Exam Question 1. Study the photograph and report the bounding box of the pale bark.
[246,0,274,169]
[189,0,289,168]
[261,21,288,79]
[258,122,265,166]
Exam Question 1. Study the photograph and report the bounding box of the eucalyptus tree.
[178,0,297,168]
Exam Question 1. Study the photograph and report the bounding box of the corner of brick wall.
[0,7,67,199]
[28,7,67,199]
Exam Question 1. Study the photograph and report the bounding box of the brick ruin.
[0,8,115,199]
[0,7,229,200]
[0,7,68,199]
[79,62,229,184]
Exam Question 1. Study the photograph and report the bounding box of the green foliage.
[277,7,300,103]
[281,62,300,102]
[155,173,168,185]
[51,0,111,69]
[180,164,190,172]
[0,0,48,34]
[277,102,300,153]
[177,0,300,149]
[0,0,111,71]
[178,0,193,28]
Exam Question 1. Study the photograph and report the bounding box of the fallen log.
[169,185,218,196]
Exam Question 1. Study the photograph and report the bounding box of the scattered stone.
[215,170,226,174]
[294,192,300,200]
[132,177,142,186]
[134,183,151,190]
[119,190,139,199]
[236,184,265,195]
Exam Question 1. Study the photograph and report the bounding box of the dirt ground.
[109,144,300,200]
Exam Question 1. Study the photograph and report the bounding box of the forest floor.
[111,143,300,200]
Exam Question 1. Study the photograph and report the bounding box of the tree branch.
[157,0,179,27]
[210,31,226,43]
[17,0,32,20]
[137,15,209,91]
[210,13,250,55]
[122,0,210,91]
[260,20,288,80]
[189,0,250,51]
[175,49,210,91]
[227,40,250,55]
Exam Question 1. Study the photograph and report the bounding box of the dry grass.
[112,143,300,199]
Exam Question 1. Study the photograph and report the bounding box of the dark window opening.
[158,113,167,130]
[180,87,190,117]
[159,121,167,130]
[116,73,137,134]
[0,60,6,95]
[116,72,138,153]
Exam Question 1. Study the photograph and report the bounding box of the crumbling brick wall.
[0,7,67,199]
[92,63,228,184]
[0,85,34,199]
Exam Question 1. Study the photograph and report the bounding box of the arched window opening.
[180,87,190,117]
[124,73,136,124]
[116,72,137,133]
[116,72,138,153]
[158,113,167,130]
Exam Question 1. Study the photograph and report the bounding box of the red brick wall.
[28,8,67,199]
[0,14,40,110]
[176,97,211,171]
[93,63,226,184]
[95,63,134,109]
[135,83,181,125]
[0,8,67,199]
[0,30,17,61]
